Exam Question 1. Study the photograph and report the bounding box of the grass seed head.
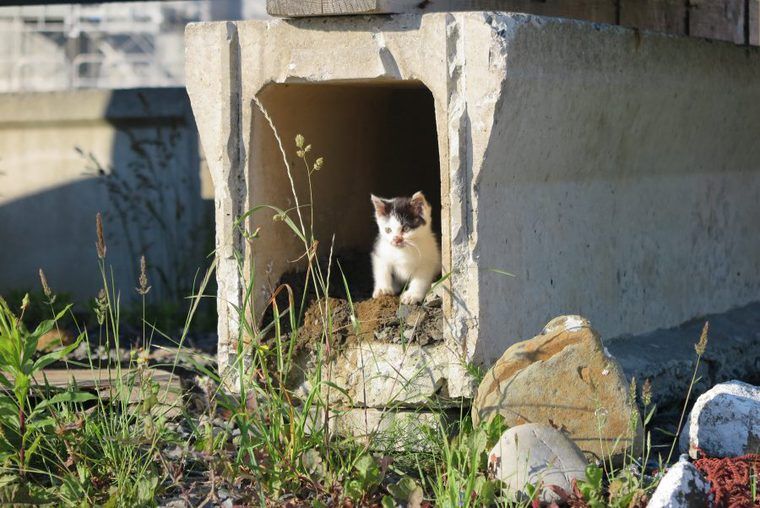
[136,255,151,296]
[39,268,55,303]
[641,378,653,407]
[695,321,709,356]
[96,212,107,259]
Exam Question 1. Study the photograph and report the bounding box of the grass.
[0,133,736,507]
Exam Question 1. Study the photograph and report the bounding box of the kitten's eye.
[401,225,409,233]
[385,227,391,234]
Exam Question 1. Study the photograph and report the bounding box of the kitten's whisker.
[404,239,422,257]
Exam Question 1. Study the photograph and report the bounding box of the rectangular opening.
[249,81,443,339]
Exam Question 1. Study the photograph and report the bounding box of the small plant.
[0,295,86,476]
[426,414,506,507]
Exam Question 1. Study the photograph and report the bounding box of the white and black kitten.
[370,192,441,305]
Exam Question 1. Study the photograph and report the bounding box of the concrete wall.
[185,13,760,395]
[472,15,760,364]
[0,88,209,304]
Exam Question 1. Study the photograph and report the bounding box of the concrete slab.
[185,12,760,401]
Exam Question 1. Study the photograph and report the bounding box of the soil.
[270,250,444,352]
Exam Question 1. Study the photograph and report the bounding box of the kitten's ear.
[371,194,390,216]
[411,191,429,209]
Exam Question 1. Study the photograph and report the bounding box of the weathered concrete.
[0,88,207,303]
[607,302,760,411]
[292,341,471,407]
[185,13,760,398]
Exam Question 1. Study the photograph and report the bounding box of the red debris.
[694,454,760,508]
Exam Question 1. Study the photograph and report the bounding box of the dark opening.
[249,81,442,348]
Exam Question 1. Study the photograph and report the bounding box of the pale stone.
[293,341,473,407]
[473,316,642,461]
[679,380,760,459]
[489,423,588,503]
[647,456,710,508]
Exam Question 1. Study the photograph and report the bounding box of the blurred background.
[0,1,267,91]
[0,1,268,329]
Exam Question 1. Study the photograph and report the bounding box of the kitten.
[370,191,441,305]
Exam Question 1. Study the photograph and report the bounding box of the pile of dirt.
[298,293,443,351]
[270,251,444,352]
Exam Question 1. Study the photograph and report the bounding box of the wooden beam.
[750,0,760,45]
[620,0,687,35]
[689,0,746,43]
[268,0,758,46]
[22,368,184,417]
[0,0,175,4]
[267,0,617,24]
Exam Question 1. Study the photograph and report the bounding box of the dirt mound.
[269,251,444,352]
[297,293,443,351]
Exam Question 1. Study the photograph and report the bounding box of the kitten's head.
[370,191,431,248]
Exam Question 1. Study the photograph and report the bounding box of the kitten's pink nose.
[392,235,404,246]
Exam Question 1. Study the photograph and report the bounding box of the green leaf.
[32,332,83,372]
[354,453,380,485]
[26,417,55,431]
[381,495,396,508]
[32,390,97,414]
[585,464,603,490]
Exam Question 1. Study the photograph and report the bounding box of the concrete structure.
[185,12,760,399]
[0,88,206,304]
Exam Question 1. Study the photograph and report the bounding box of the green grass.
[0,133,729,507]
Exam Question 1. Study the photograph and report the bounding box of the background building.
[0,0,267,91]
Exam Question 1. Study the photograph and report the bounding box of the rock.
[489,423,588,503]
[679,380,760,459]
[293,341,471,406]
[473,315,642,461]
[647,456,711,508]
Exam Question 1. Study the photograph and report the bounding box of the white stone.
[679,380,760,459]
[489,423,588,503]
[647,456,710,508]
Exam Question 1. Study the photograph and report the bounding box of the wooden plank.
[22,368,183,416]
[689,0,746,44]
[750,0,760,45]
[620,0,687,35]
[268,0,371,16]
[0,0,175,4]
[268,0,617,24]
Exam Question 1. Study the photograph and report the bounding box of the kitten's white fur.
[371,192,441,305]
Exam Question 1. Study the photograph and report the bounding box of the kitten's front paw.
[400,291,423,305]
[373,287,395,299]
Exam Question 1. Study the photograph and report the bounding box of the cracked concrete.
[186,12,760,400]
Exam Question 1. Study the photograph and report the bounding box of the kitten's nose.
[392,235,404,246]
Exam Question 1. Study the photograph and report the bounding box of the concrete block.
[185,13,760,400]
[0,88,206,304]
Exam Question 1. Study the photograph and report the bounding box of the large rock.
[647,456,711,508]
[679,380,760,459]
[473,316,642,461]
[489,423,588,503]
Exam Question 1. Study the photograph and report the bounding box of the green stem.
[667,354,701,464]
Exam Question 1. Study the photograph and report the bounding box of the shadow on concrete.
[0,88,215,329]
